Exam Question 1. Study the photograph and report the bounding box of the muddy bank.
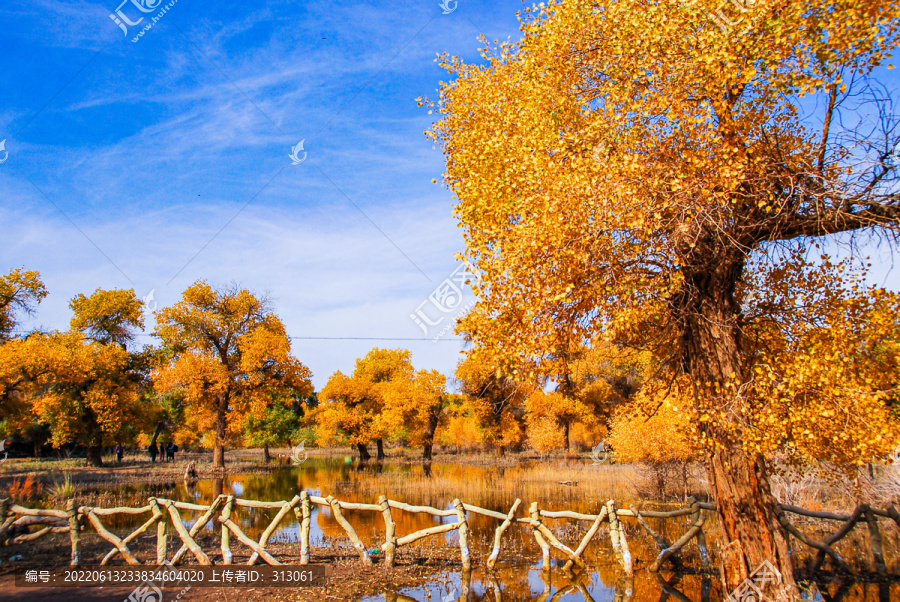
[0,534,467,601]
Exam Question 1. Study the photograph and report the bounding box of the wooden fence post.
[327,495,372,565]
[300,491,311,565]
[452,499,471,570]
[379,495,397,567]
[487,498,521,570]
[66,499,80,567]
[530,502,551,571]
[149,499,167,565]
[0,498,11,546]
[221,495,235,565]
[607,500,633,576]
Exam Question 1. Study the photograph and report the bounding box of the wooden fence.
[0,494,898,578]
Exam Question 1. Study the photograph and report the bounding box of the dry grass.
[769,460,900,511]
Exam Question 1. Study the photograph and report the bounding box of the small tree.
[13,331,149,466]
[0,268,47,342]
[608,376,697,499]
[454,351,532,455]
[525,390,597,453]
[0,288,149,466]
[244,402,299,463]
[382,369,448,460]
[317,348,413,460]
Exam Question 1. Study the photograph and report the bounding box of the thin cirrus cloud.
[0,0,526,386]
[27,1,898,391]
[2,192,467,388]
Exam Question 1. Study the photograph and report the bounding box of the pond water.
[99,457,899,601]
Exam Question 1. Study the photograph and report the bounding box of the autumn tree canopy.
[0,268,47,342]
[382,368,448,460]
[69,288,144,348]
[317,348,414,460]
[427,0,900,594]
[153,281,312,468]
[1,287,150,465]
[454,351,532,455]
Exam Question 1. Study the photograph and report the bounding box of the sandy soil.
[0,541,464,602]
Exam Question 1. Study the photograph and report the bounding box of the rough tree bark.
[678,262,799,598]
[422,410,440,461]
[85,445,103,467]
[149,422,164,449]
[356,443,371,461]
[213,402,227,470]
[376,439,385,460]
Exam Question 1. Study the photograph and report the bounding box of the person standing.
[159,442,166,463]
[115,443,124,464]
[148,443,157,464]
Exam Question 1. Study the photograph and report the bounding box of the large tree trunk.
[422,409,440,461]
[213,409,227,470]
[356,443,371,461]
[149,422,164,448]
[680,265,799,599]
[707,443,795,595]
[563,421,570,452]
[375,438,385,460]
[85,445,103,467]
[263,444,270,464]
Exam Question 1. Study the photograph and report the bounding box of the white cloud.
[0,193,467,389]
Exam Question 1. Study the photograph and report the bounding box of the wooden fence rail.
[0,494,897,578]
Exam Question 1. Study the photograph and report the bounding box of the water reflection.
[96,457,900,601]
[365,568,695,602]
[367,569,900,602]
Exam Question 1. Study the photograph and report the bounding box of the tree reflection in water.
[376,568,900,602]
[94,457,900,601]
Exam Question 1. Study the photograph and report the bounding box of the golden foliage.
[608,376,697,464]
[69,288,144,346]
[426,0,900,469]
[454,350,532,452]
[0,268,46,341]
[524,389,597,452]
[153,281,312,455]
[316,348,414,447]
[1,331,149,448]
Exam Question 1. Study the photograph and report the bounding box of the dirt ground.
[0,541,462,602]
[0,450,273,491]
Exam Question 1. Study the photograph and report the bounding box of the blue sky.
[2,1,899,391]
[0,0,528,388]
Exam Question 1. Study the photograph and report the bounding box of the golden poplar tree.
[2,287,149,465]
[427,0,900,593]
[0,268,47,342]
[153,281,312,468]
[317,348,414,460]
[455,351,532,455]
[381,368,448,460]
